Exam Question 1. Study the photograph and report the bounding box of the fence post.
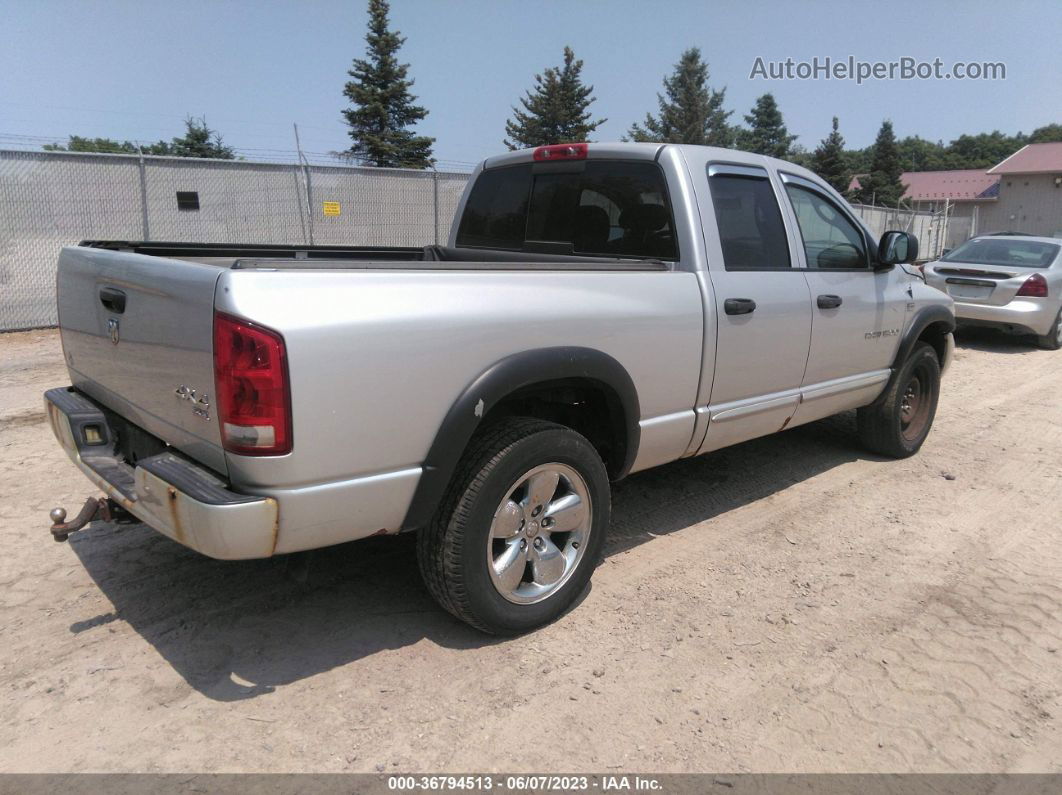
[293,164,309,246]
[293,123,315,246]
[136,146,150,241]
[303,164,316,246]
[432,167,440,246]
[940,198,950,258]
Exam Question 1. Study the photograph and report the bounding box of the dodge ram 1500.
[46,142,954,633]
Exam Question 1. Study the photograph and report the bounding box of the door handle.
[816,294,843,309]
[723,298,756,316]
[99,287,127,314]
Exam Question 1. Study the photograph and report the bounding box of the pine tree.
[504,47,606,150]
[626,48,732,146]
[168,117,235,159]
[738,93,796,158]
[785,143,813,170]
[811,117,848,193]
[342,0,434,168]
[857,120,906,206]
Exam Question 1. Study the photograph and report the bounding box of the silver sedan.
[923,234,1062,350]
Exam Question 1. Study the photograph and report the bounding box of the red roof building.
[900,169,1000,202]
[847,170,999,203]
[987,142,1062,175]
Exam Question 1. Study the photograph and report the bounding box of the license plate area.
[946,278,994,300]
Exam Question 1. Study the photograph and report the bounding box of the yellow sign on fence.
[322,201,341,216]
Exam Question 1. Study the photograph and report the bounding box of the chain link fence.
[1,149,958,333]
[0,149,471,331]
[849,202,953,263]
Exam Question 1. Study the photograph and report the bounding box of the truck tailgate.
[57,245,228,475]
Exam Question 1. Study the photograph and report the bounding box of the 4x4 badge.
[107,318,120,345]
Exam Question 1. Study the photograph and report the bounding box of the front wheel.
[417,418,610,634]
[857,342,941,458]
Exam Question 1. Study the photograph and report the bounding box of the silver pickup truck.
[46,142,954,633]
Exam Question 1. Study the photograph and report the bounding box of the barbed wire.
[0,133,478,172]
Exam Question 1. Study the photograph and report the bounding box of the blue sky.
[2,0,1059,169]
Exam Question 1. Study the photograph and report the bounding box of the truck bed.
[77,241,669,271]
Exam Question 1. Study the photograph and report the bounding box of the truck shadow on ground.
[953,326,1043,354]
[70,411,873,702]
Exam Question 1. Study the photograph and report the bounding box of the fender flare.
[876,304,955,403]
[400,346,640,532]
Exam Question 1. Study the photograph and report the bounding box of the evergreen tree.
[167,117,235,159]
[811,117,848,192]
[504,47,605,150]
[785,144,813,170]
[626,48,732,146]
[342,0,434,168]
[856,120,906,206]
[738,93,796,158]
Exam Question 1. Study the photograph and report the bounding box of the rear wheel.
[417,418,610,634]
[857,342,941,458]
[1036,309,1062,351]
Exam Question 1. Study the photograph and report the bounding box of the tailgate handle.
[99,287,126,314]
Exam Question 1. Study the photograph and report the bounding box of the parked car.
[923,234,1062,350]
[45,142,954,634]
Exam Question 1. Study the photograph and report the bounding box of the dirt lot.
[1,327,1060,773]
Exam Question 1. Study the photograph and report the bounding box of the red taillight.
[213,312,292,456]
[1016,273,1048,298]
[532,143,588,162]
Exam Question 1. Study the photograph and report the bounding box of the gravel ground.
[1,327,1060,773]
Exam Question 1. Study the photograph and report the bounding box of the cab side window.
[707,172,791,270]
[784,185,868,270]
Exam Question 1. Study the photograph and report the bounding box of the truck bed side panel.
[216,268,703,550]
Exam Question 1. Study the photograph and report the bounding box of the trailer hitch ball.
[48,497,132,542]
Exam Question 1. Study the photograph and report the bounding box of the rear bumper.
[45,387,279,560]
[953,299,1059,337]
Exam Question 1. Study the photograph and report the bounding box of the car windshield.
[941,238,1059,268]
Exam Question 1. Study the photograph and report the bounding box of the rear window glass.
[942,238,1060,268]
[707,174,790,270]
[455,161,678,260]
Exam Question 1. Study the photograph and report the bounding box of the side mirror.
[878,230,919,266]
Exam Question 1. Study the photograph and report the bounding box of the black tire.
[417,417,610,634]
[857,342,941,458]
[1036,309,1062,351]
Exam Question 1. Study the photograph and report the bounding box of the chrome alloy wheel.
[486,463,592,604]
